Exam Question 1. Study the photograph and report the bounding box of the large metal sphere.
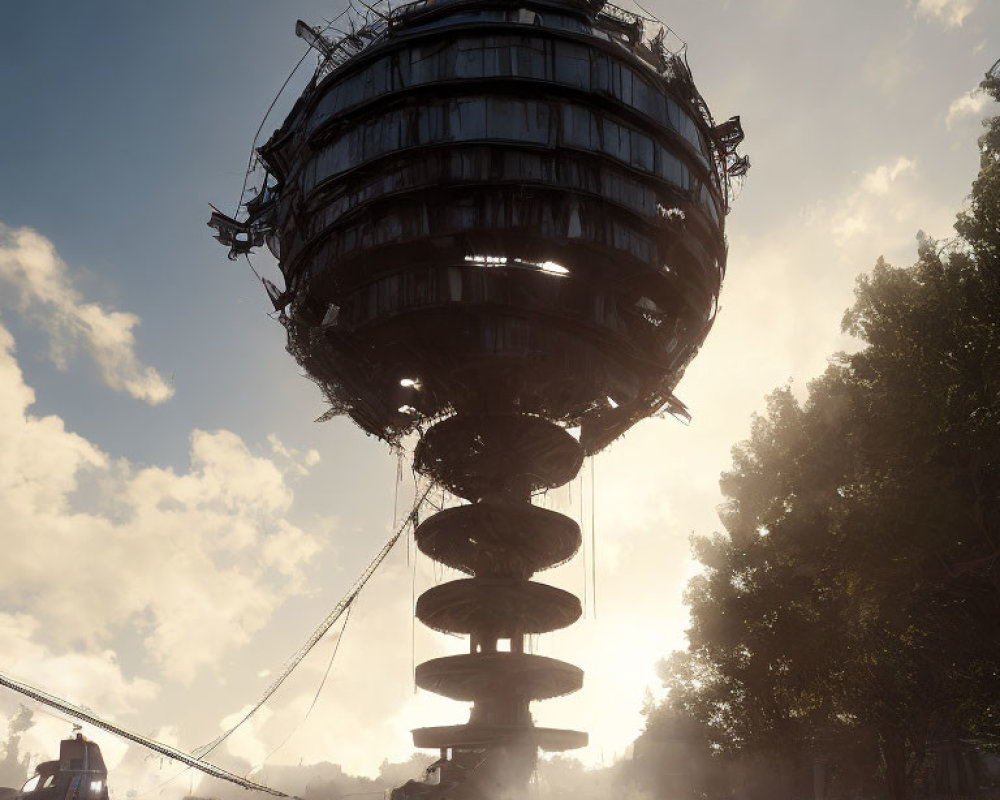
[249,0,742,450]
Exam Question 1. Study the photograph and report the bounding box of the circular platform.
[416,653,583,702]
[414,414,584,500]
[412,724,588,753]
[416,579,581,636]
[415,501,581,578]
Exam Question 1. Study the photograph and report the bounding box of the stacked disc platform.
[410,413,587,795]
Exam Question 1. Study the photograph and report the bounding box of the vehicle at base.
[4,735,109,800]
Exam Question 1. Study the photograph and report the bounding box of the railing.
[295,0,746,201]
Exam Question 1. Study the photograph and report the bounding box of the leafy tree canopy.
[650,66,1000,800]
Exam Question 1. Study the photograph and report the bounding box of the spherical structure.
[212,2,744,795]
[248,0,743,453]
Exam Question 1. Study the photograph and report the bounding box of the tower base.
[391,745,537,800]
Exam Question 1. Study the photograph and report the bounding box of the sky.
[0,0,997,796]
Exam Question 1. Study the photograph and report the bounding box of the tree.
[653,69,1000,800]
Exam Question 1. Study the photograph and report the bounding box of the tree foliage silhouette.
[653,70,1000,800]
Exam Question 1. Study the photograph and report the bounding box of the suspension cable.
[0,482,434,798]
[0,671,295,798]
[193,482,434,759]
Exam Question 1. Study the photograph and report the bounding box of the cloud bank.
[946,89,989,128]
[0,228,325,696]
[0,225,173,405]
[912,0,977,27]
[832,155,919,244]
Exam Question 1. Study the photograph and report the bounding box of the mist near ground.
[0,713,634,800]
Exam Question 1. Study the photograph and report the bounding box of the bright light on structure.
[398,405,418,414]
[465,254,508,266]
[510,258,570,276]
[606,396,619,409]
[656,203,686,221]
[400,377,421,389]
[465,255,569,276]
[90,781,103,793]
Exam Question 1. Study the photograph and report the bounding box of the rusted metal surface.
[407,415,590,787]
[413,414,584,499]
[414,502,581,578]
[226,0,743,451]
[412,724,588,751]
[416,653,584,702]
[416,579,582,636]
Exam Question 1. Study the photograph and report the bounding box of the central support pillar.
[392,414,588,799]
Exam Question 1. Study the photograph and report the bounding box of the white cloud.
[0,306,323,684]
[267,434,321,477]
[151,725,182,748]
[218,704,275,768]
[861,156,917,195]
[0,615,155,785]
[191,526,458,778]
[832,156,918,243]
[946,89,989,128]
[0,224,331,786]
[0,225,172,405]
[0,614,158,718]
[912,0,976,27]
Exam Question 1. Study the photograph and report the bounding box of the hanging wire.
[0,671,295,798]
[394,451,403,533]
[192,481,434,760]
[233,46,311,218]
[252,603,355,771]
[243,252,265,286]
[579,467,588,618]
[232,5,354,218]
[591,456,597,620]
[628,0,680,38]
[144,484,433,797]
[232,6,356,291]
[143,758,189,797]
[154,608,357,795]
[411,528,419,693]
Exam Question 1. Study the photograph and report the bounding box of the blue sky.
[0,0,997,793]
